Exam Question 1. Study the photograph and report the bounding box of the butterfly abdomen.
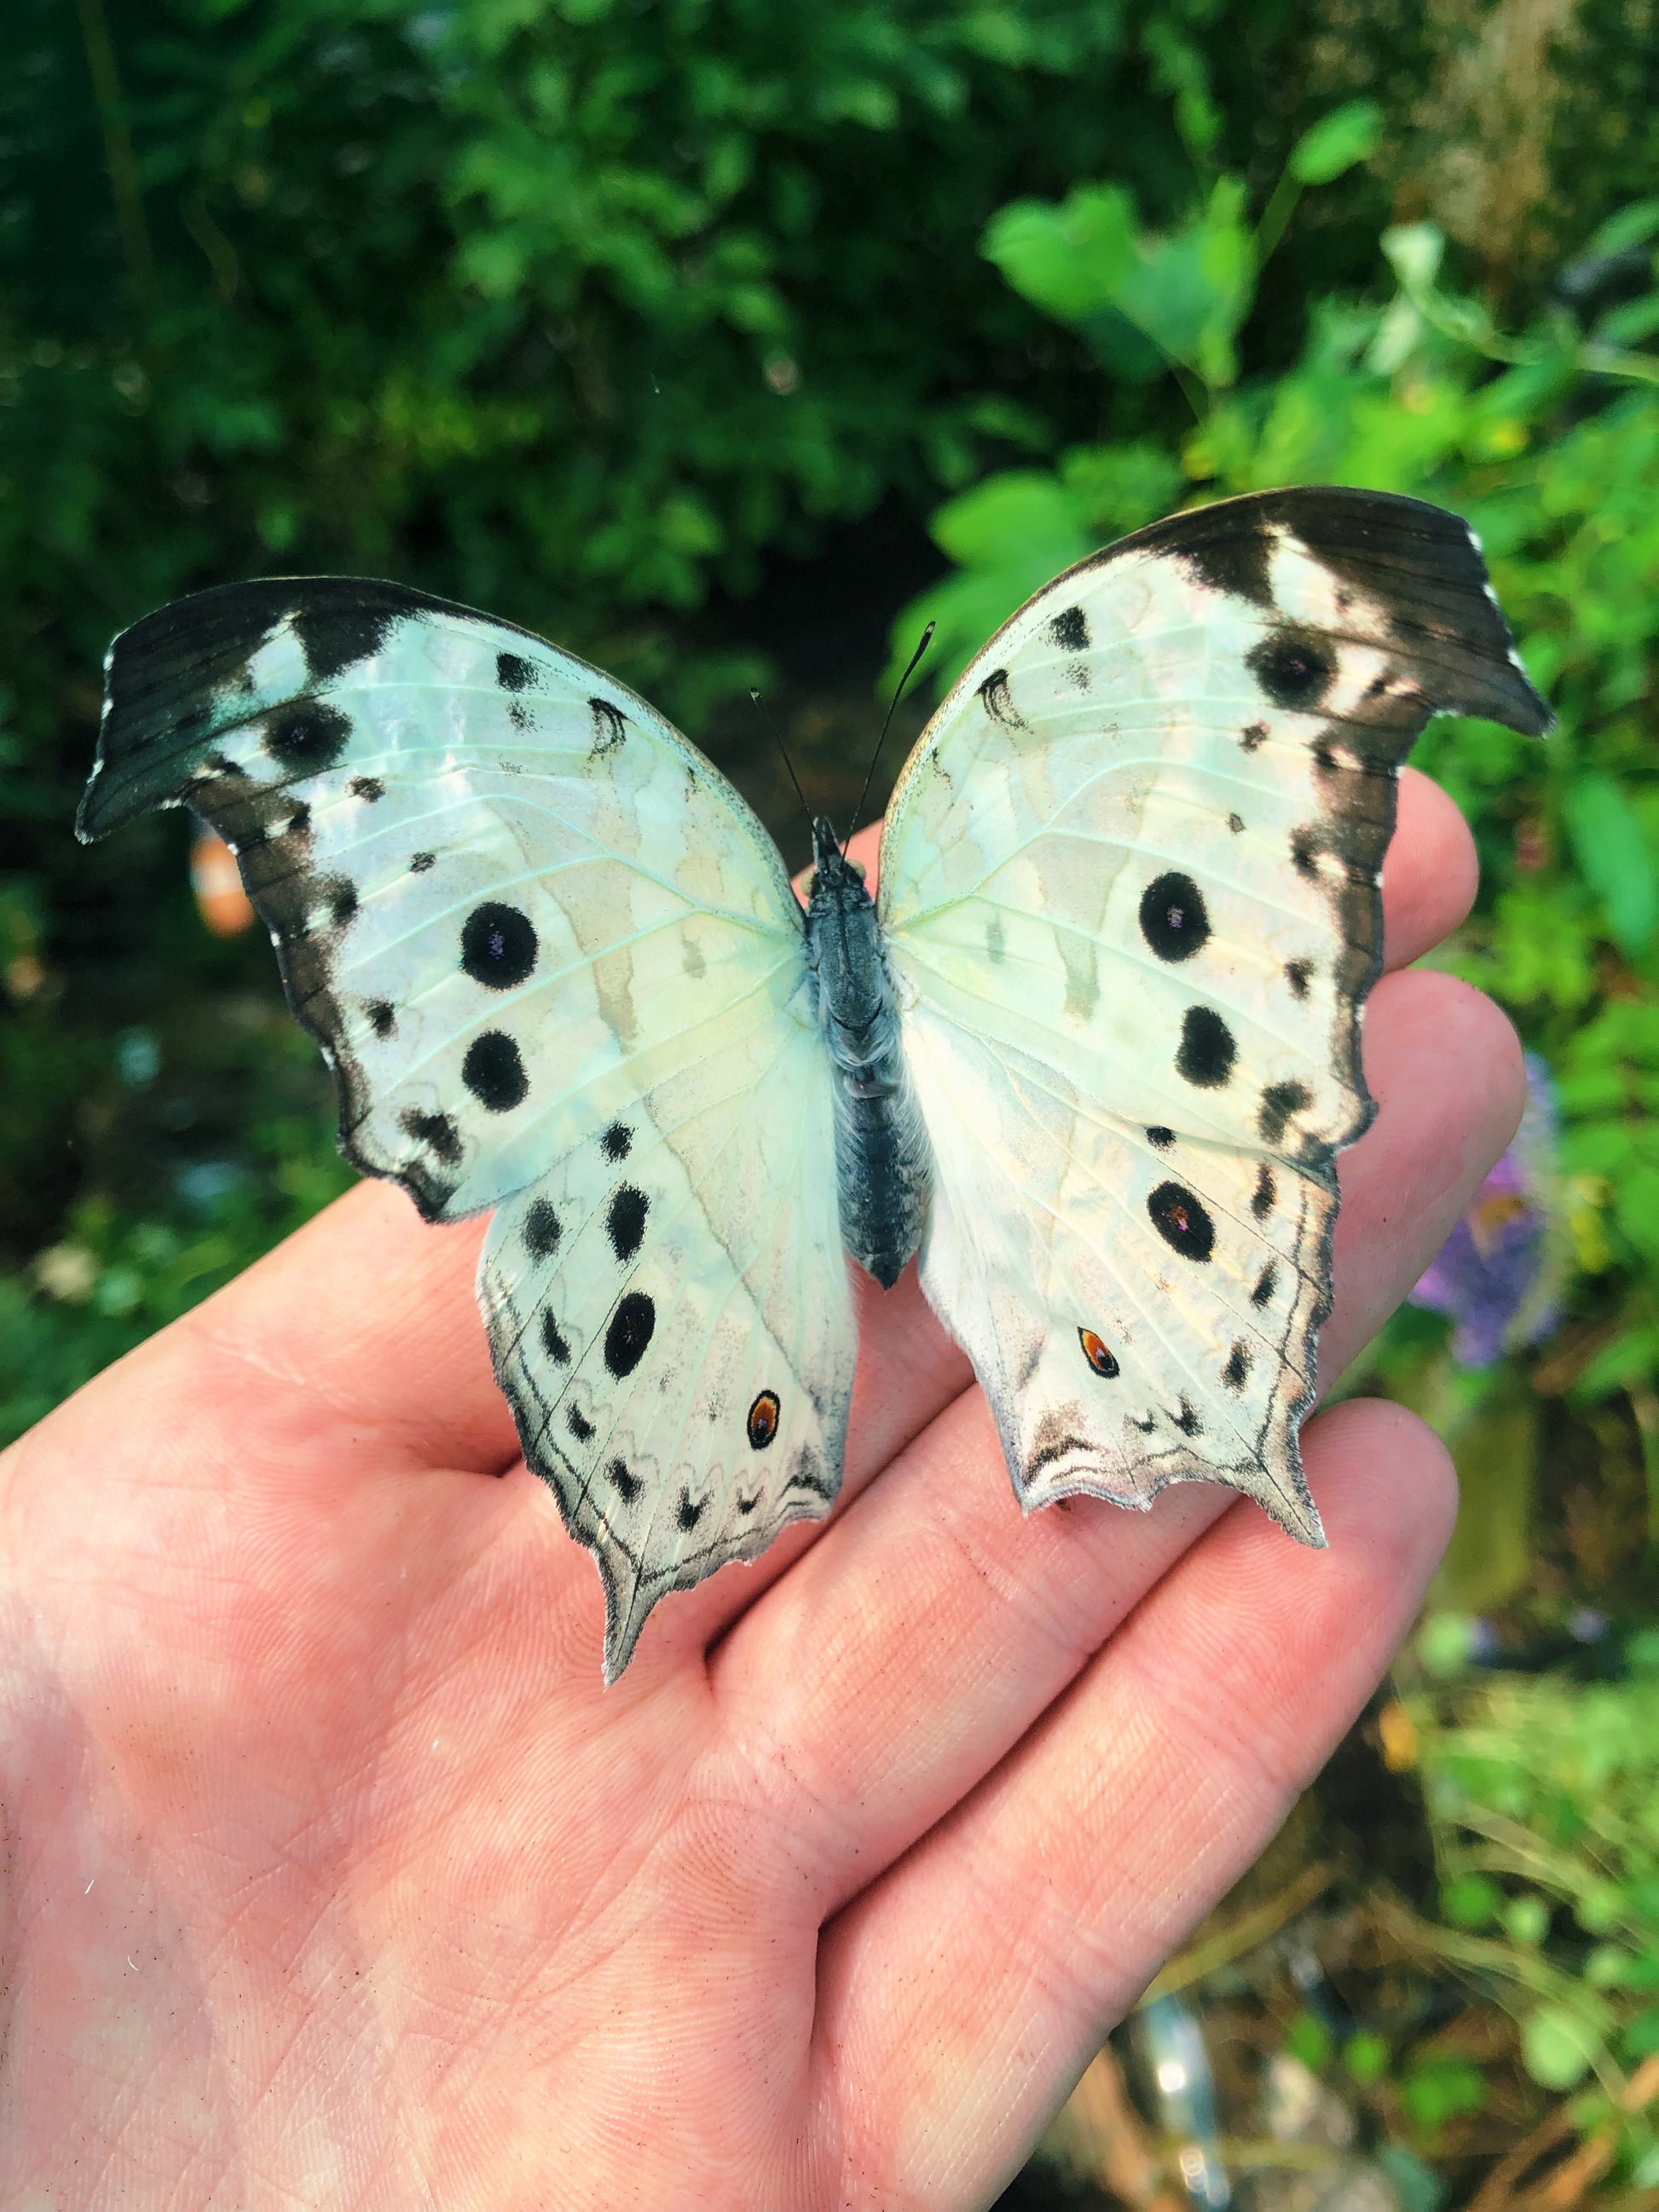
[805,834,931,1290]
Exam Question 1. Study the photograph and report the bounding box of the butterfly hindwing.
[480,1001,853,1679]
[879,488,1548,1530]
[79,578,856,1670]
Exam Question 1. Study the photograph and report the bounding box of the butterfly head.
[809,815,865,890]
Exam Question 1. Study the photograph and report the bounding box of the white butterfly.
[78,488,1547,1678]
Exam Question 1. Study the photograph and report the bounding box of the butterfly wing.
[79,578,855,1675]
[877,488,1548,1535]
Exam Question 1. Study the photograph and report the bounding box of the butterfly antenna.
[749,688,816,844]
[852,621,935,842]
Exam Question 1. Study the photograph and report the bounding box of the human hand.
[0,771,1519,2211]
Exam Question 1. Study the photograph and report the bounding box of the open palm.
[0,779,1518,2211]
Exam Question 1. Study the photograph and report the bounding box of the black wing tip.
[1108,484,1552,739]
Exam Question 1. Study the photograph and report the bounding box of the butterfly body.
[804,818,932,1290]
[78,488,1549,1678]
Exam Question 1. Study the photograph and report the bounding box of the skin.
[0,767,1521,2211]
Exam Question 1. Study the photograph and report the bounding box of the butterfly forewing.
[79,579,856,1671]
[879,489,1547,1530]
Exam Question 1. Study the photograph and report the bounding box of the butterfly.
[78,488,1548,1679]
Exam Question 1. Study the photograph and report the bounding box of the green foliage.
[1406,1649,1659,2152]
[1397,2055,1488,2132]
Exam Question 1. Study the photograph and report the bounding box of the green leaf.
[1441,1873,1504,1929]
[927,471,1090,571]
[1344,2032,1390,2083]
[1585,199,1659,260]
[981,187,1138,324]
[1615,1164,1659,1268]
[1570,1324,1659,1402]
[1563,773,1659,958]
[1399,2057,1487,2129]
[1285,2008,1332,2071]
[1522,2008,1600,2089]
[1288,100,1383,186]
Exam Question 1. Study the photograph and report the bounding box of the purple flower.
[1409,1053,1563,1368]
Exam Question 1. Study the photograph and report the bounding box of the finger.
[1384,766,1477,969]
[704,966,1521,1898]
[810,1396,1456,2210]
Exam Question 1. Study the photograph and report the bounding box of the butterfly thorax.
[805,819,932,1290]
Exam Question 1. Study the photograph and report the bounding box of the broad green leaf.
[981,187,1138,323]
[1564,772,1659,957]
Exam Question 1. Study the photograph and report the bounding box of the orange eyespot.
[747,1389,781,1449]
[1078,1328,1120,1379]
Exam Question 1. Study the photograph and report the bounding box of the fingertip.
[1384,767,1478,968]
[1304,1395,1460,1575]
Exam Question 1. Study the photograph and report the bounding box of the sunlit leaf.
[1288,100,1383,186]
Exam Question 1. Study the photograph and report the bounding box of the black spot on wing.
[1286,959,1313,1000]
[1174,1399,1202,1436]
[327,880,358,927]
[541,1309,571,1364]
[1228,811,1246,835]
[1139,872,1211,963]
[609,1458,641,1501]
[523,1198,561,1259]
[366,998,396,1038]
[1240,721,1269,752]
[604,1291,655,1378]
[602,1123,633,1162]
[293,602,400,685]
[348,775,384,800]
[496,650,536,693]
[400,1106,461,1165]
[677,1489,706,1530]
[589,698,627,757]
[1176,1005,1236,1089]
[1252,1164,1277,1219]
[1147,1181,1214,1262]
[1259,1080,1313,1146]
[1146,1125,1175,1150]
[462,1030,528,1112]
[1247,629,1335,713]
[265,702,352,774]
[410,851,436,873]
[1251,1262,1279,1308]
[1176,521,1275,608]
[607,1185,649,1262]
[567,1402,593,1442]
[1045,604,1090,651]
[1222,1341,1251,1392]
[461,901,537,990]
[978,669,1025,728]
